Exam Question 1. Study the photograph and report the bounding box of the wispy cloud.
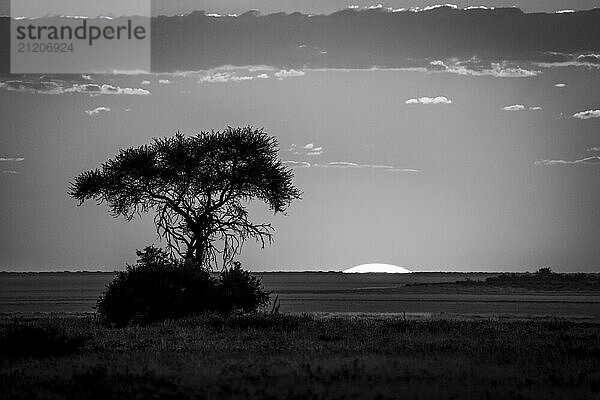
[197,66,272,83]
[84,107,111,116]
[573,110,600,120]
[535,53,600,69]
[289,143,324,156]
[535,156,600,166]
[282,161,311,169]
[0,157,23,175]
[406,96,452,105]
[503,104,525,111]
[195,66,291,83]
[199,73,264,83]
[576,54,600,65]
[0,80,150,96]
[503,105,542,111]
[315,162,420,172]
[274,69,306,80]
[0,157,24,162]
[428,59,540,78]
[72,84,150,96]
[284,160,419,172]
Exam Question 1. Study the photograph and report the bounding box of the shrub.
[97,246,217,326]
[97,248,272,326]
[0,321,85,358]
[216,262,271,315]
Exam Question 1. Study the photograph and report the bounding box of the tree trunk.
[185,230,207,268]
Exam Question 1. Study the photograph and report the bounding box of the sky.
[1,3,600,272]
[1,1,600,16]
[147,1,600,15]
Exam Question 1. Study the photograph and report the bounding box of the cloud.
[158,79,171,84]
[0,157,24,162]
[0,80,150,96]
[289,143,324,156]
[427,60,540,78]
[503,105,543,111]
[320,161,359,168]
[535,53,600,69]
[282,161,311,168]
[197,68,272,83]
[405,96,452,105]
[573,110,600,120]
[274,69,306,80]
[297,43,328,55]
[207,74,252,82]
[576,54,600,65]
[84,107,111,116]
[68,84,150,96]
[535,156,600,166]
[554,83,567,88]
[2,170,19,174]
[141,80,151,85]
[315,161,420,172]
[198,73,230,83]
[198,72,257,83]
[284,159,419,172]
[588,147,600,152]
[503,105,524,111]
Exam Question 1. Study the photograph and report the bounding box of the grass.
[1,314,599,399]
[0,321,85,359]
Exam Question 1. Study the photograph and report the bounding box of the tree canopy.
[69,127,301,268]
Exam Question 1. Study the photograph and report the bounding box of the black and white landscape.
[1,2,600,399]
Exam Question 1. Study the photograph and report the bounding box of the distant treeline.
[457,268,600,291]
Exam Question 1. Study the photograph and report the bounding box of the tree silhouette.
[69,127,301,268]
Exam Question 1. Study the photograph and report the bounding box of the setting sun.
[343,263,412,274]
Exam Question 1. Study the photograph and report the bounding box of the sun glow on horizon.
[343,263,412,273]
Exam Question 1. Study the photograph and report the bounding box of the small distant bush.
[97,246,217,326]
[0,322,85,358]
[97,247,271,326]
[216,262,271,315]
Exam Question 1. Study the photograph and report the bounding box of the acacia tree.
[69,127,301,269]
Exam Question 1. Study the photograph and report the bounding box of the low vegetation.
[460,267,600,291]
[1,314,599,400]
[409,268,600,291]
[97,247,270,326]
[0,321,85,359]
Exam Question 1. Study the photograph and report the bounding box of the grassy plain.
[1,314,599,400]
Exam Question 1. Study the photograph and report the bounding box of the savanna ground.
[1,313,599,400]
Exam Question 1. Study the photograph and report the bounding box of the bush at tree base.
[216,262,271,315]
[97,247,271,326]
